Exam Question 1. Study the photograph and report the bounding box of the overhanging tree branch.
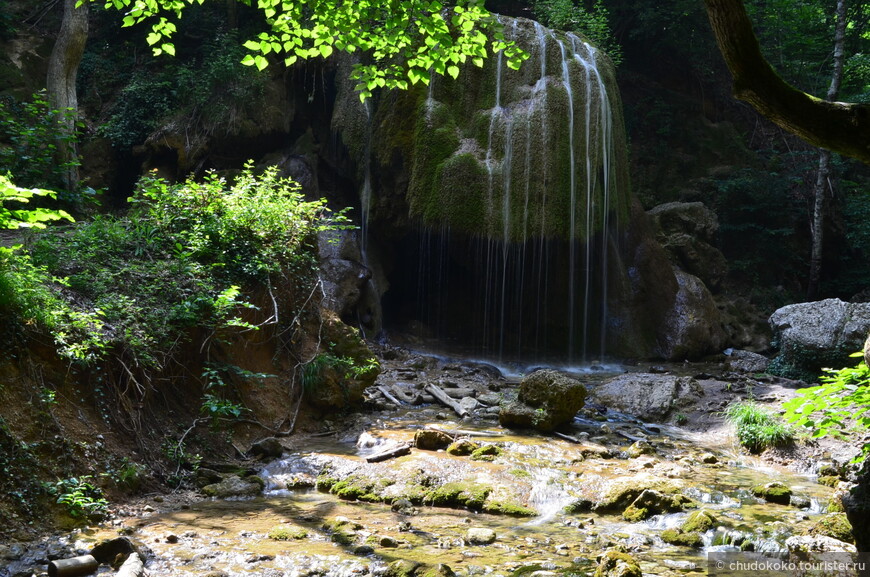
[704,0,870,164]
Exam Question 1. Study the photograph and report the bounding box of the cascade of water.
[557,37,578,361]
[392,19,620,362]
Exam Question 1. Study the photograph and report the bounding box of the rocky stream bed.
[1,347,863,577]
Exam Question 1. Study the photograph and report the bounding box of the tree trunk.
[703,0,870,164]
[806,0,847,300]
[46,0,88,192]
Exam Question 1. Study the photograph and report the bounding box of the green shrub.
[723,400,794,453]
[49,476,108,521]
[783,354,870,463]
[0,91,82,193]
[22,164,346,368]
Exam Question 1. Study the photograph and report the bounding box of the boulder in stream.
[201,474,263,498]
[768,298,870,379]
[499,370,586,433]
[751,481,792,505]
[594,550,642,577]
[590,374,703,421]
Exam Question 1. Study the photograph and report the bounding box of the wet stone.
[465,528,497,545]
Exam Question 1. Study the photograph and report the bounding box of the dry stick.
[376,385,404,407]
[553,431,581,443]
[425,383,468,418]
[365,443,412,463]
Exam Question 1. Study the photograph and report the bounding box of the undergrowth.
[723,400,795,453]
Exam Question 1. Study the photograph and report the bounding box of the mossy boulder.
[446,439,479,456]
[414,429,454,451]
[201,474,262,498]
[625,440,654,458]
[385,560,424,577]
[661,528,704,548]
[470,444,501,461]
[805,513,854,544]
[593,475,684,512]
[682,509,717,533]
[425,482,490,511]
[482,501,537,517]
[321,516,361,546]
[751,482,792,505]
[268,524,308,540]
[621,489,695,522]
[594,551,642,577]
[499,370,586,432]
[465,528,497,545]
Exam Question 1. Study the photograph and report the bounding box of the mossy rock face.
[751,482,792,505]
[806,513,854,544]
[594,550,642,577]
[661,528,704,548]
[818,475,840,488]
[446,439,479,456]
[682,509,717,533]
[595,476,682,512]
[626,440,654,458]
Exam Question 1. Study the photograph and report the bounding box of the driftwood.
[553,431,582,443]
[376,385,405,408]
[425,383,468,418]
[365,442,412,463]
[48,555,98,577]
[117,553,145,577]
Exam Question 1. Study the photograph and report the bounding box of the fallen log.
[425,383,468,418]
[376,385,405,408]
[365,442,412,463]
[48,555,98,577]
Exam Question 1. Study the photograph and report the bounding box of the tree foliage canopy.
[89,0,528,101]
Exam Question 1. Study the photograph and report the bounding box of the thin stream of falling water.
[557,37,577,362]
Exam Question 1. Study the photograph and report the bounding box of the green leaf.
[319,44,333,58]
[447,65,459,79]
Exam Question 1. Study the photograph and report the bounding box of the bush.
[723,400,794,453]
[783,354,870,463]
[15,164,346,369]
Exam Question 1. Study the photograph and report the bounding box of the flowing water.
[60,356,847,577]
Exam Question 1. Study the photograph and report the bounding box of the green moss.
[751,482,792,505]
[316,474,338,492]
[661,528,703,548]
[385,559,423,577]
[564,498,594,514]
[446,439,480,456]
[508,468,532,479]
[805,513,854,544]
[621,506,648,522]
[321,516,360,546]
[470,444,502,461]
[330,475,386,503]
[425,481,491,511]
[268,524,308,540]
[817,475,839,488]
[682,509,717,533]
[593,551,642,577]
[482,501,538,516]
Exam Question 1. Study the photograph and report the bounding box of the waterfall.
[354,17,625,362]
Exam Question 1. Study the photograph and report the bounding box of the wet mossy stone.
[268,524,308,540]
[465,527,497,545]
[414,429,454,451]
[626,440,654,458]
[470,444,501,461]
[595,476,684,512]
[661,528,704,548]
[446,439,479,456]
[621,489,695,522]
[425,481,490,511]
[385,559,423,577]
[499,370,586,433]
[751,482,792,505]
[594,550,642,577]
[682,509,717,533]
[201,474,262,498]
[322,516,360,546]
[419,564,458,577]
[818,475,840,488]
[482,501,537,516]
[805,513,854,544]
